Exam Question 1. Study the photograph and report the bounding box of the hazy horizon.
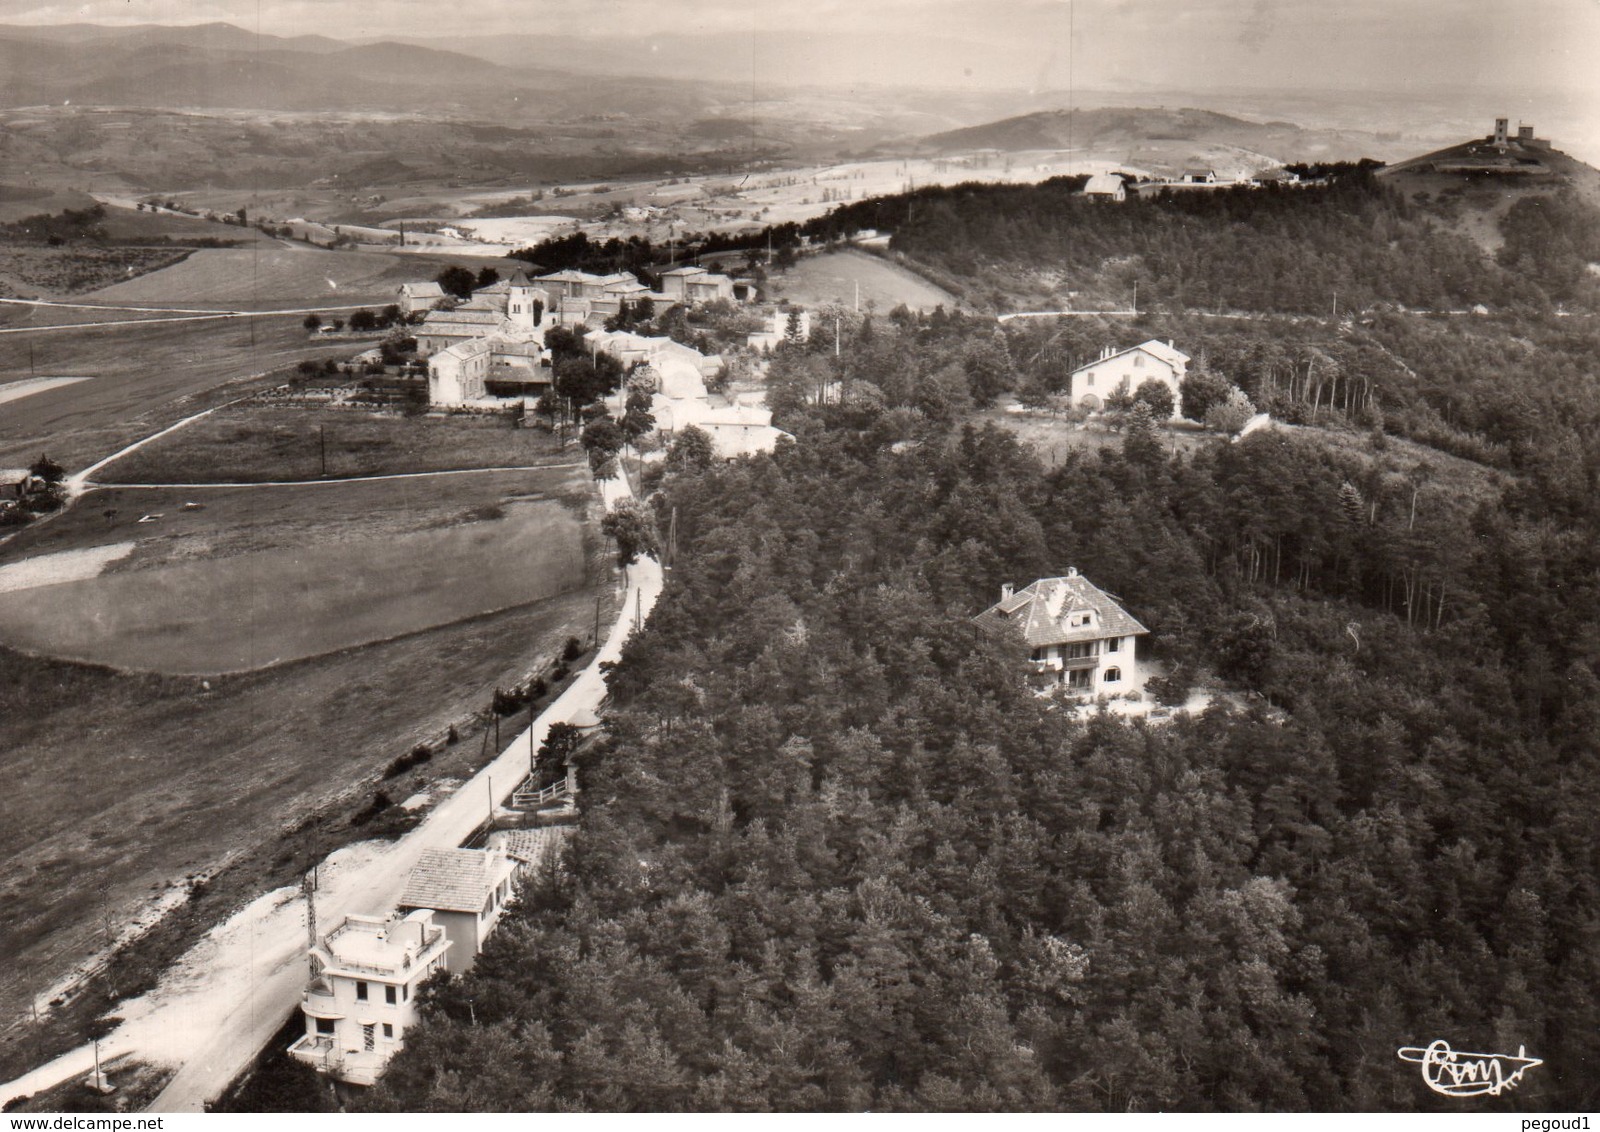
[1,0,1594,99]
[0,1,1596,165]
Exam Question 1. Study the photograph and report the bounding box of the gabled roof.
[536,268,598,283]
[398,848,512,914]
[423,308,503,326]
[1069,339,1190,376]
[661,265,707,276]
[399,281,446,297]
[1083,173,1124,195]
[974,572,1148,648]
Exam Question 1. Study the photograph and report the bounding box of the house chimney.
[1001,583,1013,603]
[1066,566,1078,578]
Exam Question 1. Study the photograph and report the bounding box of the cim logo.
[1397,1039,1543,1098]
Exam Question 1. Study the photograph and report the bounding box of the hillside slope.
[915,107,1412,173]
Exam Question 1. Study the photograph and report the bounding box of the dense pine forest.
[799,164,1599,314]
[224,167,1600,1113]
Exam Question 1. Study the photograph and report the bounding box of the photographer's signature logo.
[1397,1039,1542,1097]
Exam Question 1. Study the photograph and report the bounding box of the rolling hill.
[914,106,1419,174]
[1377,129,1600,255]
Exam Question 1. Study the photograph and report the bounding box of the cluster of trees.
[434,264,507,301]
[795,168,1578,314]
[1495,191,1600,300]
[301,306,404,335]
[0,204,108,245]
[510,233,661,281]
[360,359,1599,1108]
[326,163,1600,1112]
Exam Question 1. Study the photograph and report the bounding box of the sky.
[1,0,1596,105]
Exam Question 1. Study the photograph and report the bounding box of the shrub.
[562,635,585,662]
[1145,665,1195,707]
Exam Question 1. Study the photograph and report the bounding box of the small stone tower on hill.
[1494,117,1509,146]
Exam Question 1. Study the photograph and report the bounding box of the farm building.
[395,281,446,316]
[428,335,550,406]
[585,329,723,381]
[658,265,738,304]
[1082,173,1127,201]
[1067,339,1189,415]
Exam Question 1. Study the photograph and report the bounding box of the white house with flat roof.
[287,909,451,1086]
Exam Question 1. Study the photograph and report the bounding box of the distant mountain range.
[0,23,571,114]
[0,21,1508,193]
[913,107,1416,170]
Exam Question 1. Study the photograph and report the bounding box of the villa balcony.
[286,1034,387,1087]
[1032,653,1100,674]
[302,982,341,1019]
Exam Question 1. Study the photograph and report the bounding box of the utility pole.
[318,425,327,477]
[487,774,494,816]
[594,591,602,645]
[1132,279,1138,315]
[302,869,320,977]
[1332,290,1338,321]
[854,280,860,312]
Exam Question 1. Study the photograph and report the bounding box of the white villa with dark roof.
[1067,339,1189,415]
[976,570,1149,694]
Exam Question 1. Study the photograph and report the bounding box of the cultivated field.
[87,241,417,306]
[0,246,193,298]
[0,315,377,471]
[98,406,574,484]
[0,478,586,674]
[764,249,957,312]
[0,460,611,1039]
[0,186,100,225]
